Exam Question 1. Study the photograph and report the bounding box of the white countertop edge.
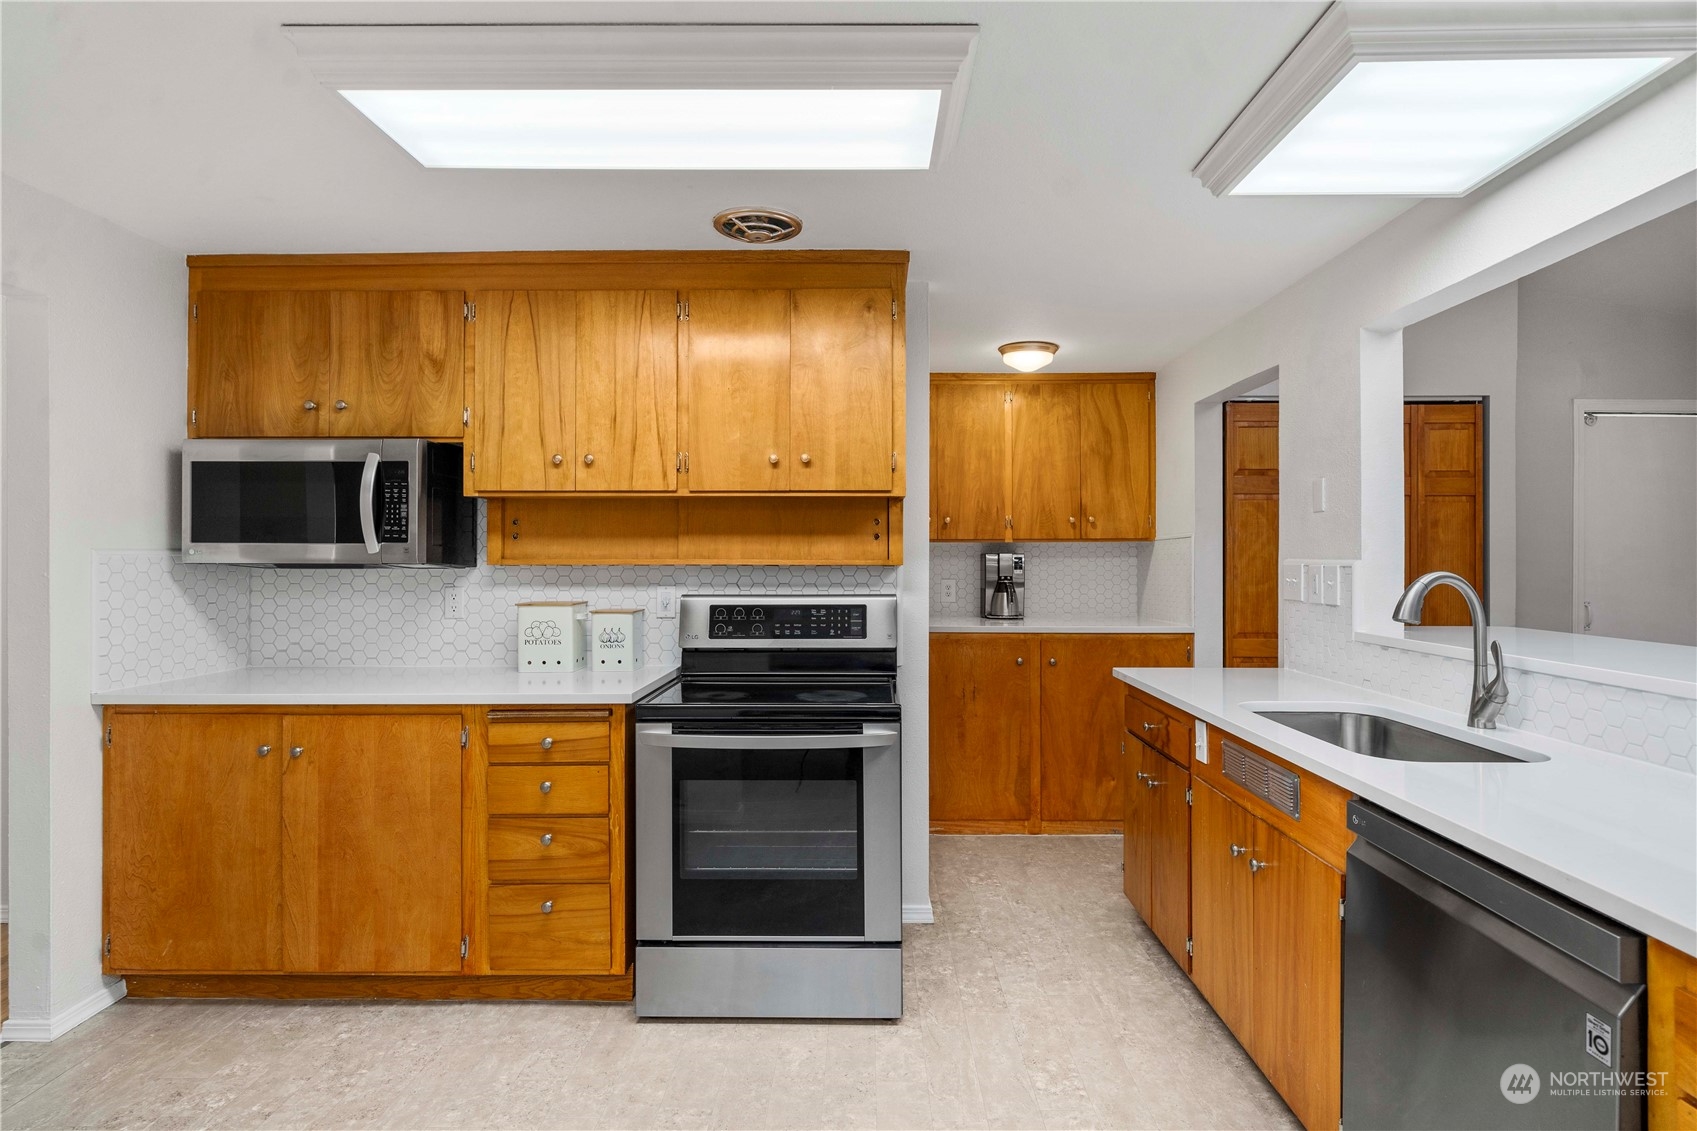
[1356,628,1697,700]
[931,618,1193,634]
[1114,666,1697,957]
[91,664,682,706]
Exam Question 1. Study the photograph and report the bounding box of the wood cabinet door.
[930,382,1008,540]
[1405,402,1486,626]
[1079,381,1155,539]
[1121,738,1153,915]
[1143,751,1192,971]
[929,634,1038,828]
[332,291,464,438]
[1010,382,1081,540]
[194,291,335,437]
[790,288,895,491]
[1224,401,1280,667]
[683,290,790,491]
[471,290,577,492]
[1249,821,1344,1131]
[1189,780,1255,1045]
[575,290,679,491]
[105,713,283,972]
[280,714,463,973]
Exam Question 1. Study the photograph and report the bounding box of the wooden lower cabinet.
[1189,779,1257,1042]
[1122,735,1191,971]
[1651,939,1697,1130]
[930,632,1192,832]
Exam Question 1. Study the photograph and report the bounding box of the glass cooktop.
[641,678,896,708]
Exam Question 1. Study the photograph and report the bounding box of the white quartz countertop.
[91,665,681,706]
[932,614,1193,634]
[1114,666,1697,957]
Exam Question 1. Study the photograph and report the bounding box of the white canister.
[516,601,588,671]
[591,608,646,670]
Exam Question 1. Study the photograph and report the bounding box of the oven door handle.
[358,451,381,556]
[637,726,899,750]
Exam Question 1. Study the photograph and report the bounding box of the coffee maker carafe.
[981,553,1026,620]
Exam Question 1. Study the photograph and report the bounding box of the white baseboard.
[0,978,127,1042]
[902,902,935,925]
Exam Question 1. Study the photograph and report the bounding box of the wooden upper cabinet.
[1079,381,1155,538]
[1011,382,1082,540]
[683,290,791,492]
[195,291,335,438]
[472,290,577,493]
[930,382,1007,540]
[575,290,679,492]
[331,291,464,437]
[790,289,895,491]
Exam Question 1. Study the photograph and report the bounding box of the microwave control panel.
[378,464,409,543]
[708,603,867,640]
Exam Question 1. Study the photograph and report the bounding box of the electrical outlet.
[1282,561,1306,602]
[1322,565,1341,606]
[941,579,959,604]
[656,587,679,620]
[443,585,465,621]
[1307,563,1326,604]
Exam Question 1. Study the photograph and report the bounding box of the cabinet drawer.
[486,717,611,764]
[487,884,612,973]
[488,817,611,882]
[486,765,608,816]
[1125,691,1188,765]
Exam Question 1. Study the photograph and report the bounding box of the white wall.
[1403,281,1520,625]
[1,175,186,1038]
[899,280,931,923]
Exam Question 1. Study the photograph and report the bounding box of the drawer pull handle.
[289,746,304,759]
[1248,858,1268,873]
[539,780,553,794]
[541,737,554,751]
[1142,721,1164,733]
[1229,844,1247,857]
[257,744,271,758]
[540,900,554,914]
[540,833,553,847]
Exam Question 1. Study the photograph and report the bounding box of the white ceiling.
[1,1,1424,371]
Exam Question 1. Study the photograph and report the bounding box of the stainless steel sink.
[1254,710,1545,763]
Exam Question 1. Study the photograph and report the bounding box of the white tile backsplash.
[1284,566,1695,774]
[93,551,248,691]
[929,542,1141,619]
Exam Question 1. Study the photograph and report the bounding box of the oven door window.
[672,746,864,938]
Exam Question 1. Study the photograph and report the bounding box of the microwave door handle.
[637,728,898,750]
[358,451,381,555]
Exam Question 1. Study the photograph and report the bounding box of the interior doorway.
[1223,401,1279,667]
[1403,400,1487,626]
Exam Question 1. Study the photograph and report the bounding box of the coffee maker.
[981,553,1026,620]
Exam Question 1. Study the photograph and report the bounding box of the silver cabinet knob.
[1015,657,1024,666]
[1230,844,1247,857]
[1142,721,1162,733]
[769,453,780,466]
[582,453,595,466]
[942,516,952,527]
[1049,657,1058,666]
[541,737,554,750]
[257,744,271,758]
[1069,516,1077,526]
[540,833,553,847]
[289,746,303,759]
[540,900,554,914]
[800,453,812,465]
[334,400,349,411]
[1134,771,1149,782]
[1145,777,1162,789]
[302,400,318,411]
[1249,858,1268,873]
[552,454,563,466]
[1088,516,1097,525]
[539,780,553,794]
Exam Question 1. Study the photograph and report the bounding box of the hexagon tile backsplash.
[1284,567,1695,774]
[94,551,248,691]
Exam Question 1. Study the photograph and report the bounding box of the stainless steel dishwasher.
[1342,800,1647,1130]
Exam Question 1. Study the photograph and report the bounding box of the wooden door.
[575,290,679,492]
[1010,382,1082,540]
[929,634,1039,830]
[193,291,335,437]
[1224,402,1280,667]
[790,289,894,491]
[930,382,1007,540]
[1189,780,1255,1045]
[1405,402,1486,626]
[104,713,283,972]
[471,290,576,492]
[1250,820,1344,1131]
[1121,738,1153,916]
[1079,381,1155,539]
[332,291,463,438]
[683,290,789,491]
[1038,634,1134,827]
[281,714,463,973]
[1143,749,1192,971]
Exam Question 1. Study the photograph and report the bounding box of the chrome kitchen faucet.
[1392,571,1508,729]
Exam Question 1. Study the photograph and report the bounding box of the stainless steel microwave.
[181,439,477,567]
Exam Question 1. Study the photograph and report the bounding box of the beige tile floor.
[0,836,1298,1130]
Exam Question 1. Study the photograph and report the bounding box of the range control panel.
[707,603,867,640]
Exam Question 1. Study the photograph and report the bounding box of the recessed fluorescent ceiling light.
[1232,56,1670,195]
[339,88,943,169]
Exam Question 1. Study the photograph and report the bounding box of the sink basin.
[1254,710,1546,764]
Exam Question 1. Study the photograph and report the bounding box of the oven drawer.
[487,883,612,973]
[487,765,608,816]
[488,817,611,883]
[486,716,611,764]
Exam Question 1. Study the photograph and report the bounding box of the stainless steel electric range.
[633,594,901,1020]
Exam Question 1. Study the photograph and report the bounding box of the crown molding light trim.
[1192,2,1697,197]
[283,23,980,163]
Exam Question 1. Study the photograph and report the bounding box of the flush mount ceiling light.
[1194,2,1694,196]
[999,341,1060,372]
[283,23,977,170]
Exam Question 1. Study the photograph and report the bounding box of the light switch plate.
[1307,562,1326,604]
[940,579,959,605]
[656,587,679,620]
[1282,561,1305,602]
[1322,565,1341,606]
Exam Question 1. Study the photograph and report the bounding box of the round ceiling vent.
[713,208,803,244]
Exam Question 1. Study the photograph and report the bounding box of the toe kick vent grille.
[1222,739,1301,819]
